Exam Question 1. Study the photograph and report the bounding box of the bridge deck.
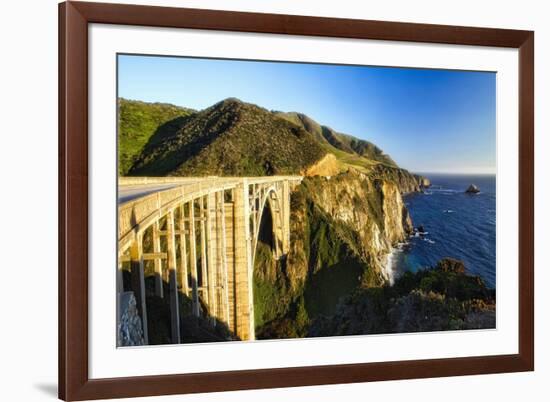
[118,176,303,204]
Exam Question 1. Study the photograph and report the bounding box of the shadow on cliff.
[140,115,193,154]
[121,270,239,345]
[129,114,195,175]
[129,110,236,176]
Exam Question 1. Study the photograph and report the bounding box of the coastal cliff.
[299,171,413,283]
[369,164,431,194]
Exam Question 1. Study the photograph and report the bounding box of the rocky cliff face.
[299,171,412,282]
[117,292,145,347]
[302,153,341,177]
[369,164,430,193]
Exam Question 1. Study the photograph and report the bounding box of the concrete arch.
[250,186,285,270]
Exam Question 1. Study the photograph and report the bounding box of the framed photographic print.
[59,1,534,400]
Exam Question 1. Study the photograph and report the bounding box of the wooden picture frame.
[59,1,534,400]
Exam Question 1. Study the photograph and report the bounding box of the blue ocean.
[391,174,496,288]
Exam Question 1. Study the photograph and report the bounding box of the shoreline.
[383,242,409,285]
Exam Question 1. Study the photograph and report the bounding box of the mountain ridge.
[129,97,326,176]
[120,97,427,191]
[275,111,397,168]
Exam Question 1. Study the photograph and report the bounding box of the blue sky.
[118,54,496,174]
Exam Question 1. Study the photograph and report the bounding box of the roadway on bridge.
[118,183,179,204]
[118,176,302,204]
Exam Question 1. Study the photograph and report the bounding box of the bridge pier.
[281,180,291,254]
[178,204,189,296]
[188,200,200,317]
[152,221,163,298]
[217,191,231,325]
[206,193,217,324]
[199,197,209,312]
[233,181,255,341]
[224,200,236,333]
[166,210,181,344]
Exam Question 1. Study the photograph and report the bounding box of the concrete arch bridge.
[117,176,302,344]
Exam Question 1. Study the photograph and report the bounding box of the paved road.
[118,183,179,204]
[118,176,303,205]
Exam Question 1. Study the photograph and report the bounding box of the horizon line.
[413,171,496,176]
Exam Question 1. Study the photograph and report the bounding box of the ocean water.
[390,174,496,288]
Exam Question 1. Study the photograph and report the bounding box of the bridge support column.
[233,181,255,341]
[199,197,209,311]
[188,200,200,317]
[130,234,148,344]
[178,205,189,296]
[166,210,181,344]
[282,180,291,254]
[216,191,230,325]
[206,192,218,324]
[152,221,163,298]
[224,200,236,332]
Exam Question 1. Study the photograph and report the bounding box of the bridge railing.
[119,175,303,187]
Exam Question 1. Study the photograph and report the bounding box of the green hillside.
[275,111,396,172]
[336,131,396,166]
[118,98,195,175]
[129,98,327,176]
[275,111,332,145]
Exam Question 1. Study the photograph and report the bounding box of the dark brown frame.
[59,1,534,400]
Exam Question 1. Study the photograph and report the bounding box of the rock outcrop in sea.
[419,177,432,188]
[466,184,480,193]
